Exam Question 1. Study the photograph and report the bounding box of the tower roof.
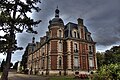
[49,7,64,27]
[55,6,59,17]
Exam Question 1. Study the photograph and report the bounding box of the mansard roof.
[64,22,93,42]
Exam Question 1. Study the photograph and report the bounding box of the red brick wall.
[93,45,96,69]
[63,41,68,69]
[51,41,57,53]
[71,41,73,69]
[51,28,58,38]
[79,43,82,69]
[85,44,88,70]
[51,56,57,70]
[79,43,88,70]
[81,28,84,39]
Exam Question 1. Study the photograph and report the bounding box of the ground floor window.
[89,57,94,67]
[74,57,79,69]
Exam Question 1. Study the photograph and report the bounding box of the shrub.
[93,63,120,80]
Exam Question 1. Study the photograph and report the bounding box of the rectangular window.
[89,46,91,51]
[74,57,79,67]
[89,46,93,54]
[89,58,94,67]
[59,42,62,52]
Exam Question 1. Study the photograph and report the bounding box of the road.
[8,70,49,80]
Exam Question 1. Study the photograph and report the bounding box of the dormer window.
[72,30,77,38]
[74,31,77,38]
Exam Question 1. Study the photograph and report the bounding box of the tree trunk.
[1,51,12,80]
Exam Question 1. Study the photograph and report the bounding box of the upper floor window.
[74,43,78,52]
[59,30,62,38]
[58,41,62,52]
[89,46,92,51]
[89,46,93,54]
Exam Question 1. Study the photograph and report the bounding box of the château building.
[26,7,97,75]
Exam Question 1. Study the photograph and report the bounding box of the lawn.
[50,76,74,80]
[49,76,90,80]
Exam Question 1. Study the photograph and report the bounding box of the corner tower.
[48,7,65,72]
[48,7,64,38]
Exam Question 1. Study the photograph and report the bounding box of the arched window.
[58,41,62,52]
[72,30,77,38]
[74,31,77,38]
[59,30,62,38]
[74,43,78,52]
[59,56,62,68]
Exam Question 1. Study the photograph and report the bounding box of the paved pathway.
[8,70,49,80]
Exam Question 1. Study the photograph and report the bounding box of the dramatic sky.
[0,0,120,63]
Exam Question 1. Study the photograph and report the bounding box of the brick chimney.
[77,18,83,26]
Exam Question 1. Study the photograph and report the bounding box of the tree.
[93,64,120,80]
[21,46,29,72]
[0,59,5,72]
[0,0,41,80]
[104,46,120,65]
[10,62,13,68]
[96,52,104,69]
[13,61,19,70]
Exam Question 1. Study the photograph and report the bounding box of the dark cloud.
[11,0,120,62]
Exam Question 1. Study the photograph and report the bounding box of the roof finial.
[55,6,59,17]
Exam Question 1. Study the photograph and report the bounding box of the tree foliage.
[96,52,104,69]
[93,64,120,80]
[0,0,41,80]
[0,0,41,54]
[96,45,120,68]
[0,59,5,72]
[13,61,19,70]
[21,46,28,71]
[94,46,120,80]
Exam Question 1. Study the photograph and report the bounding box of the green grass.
[50,76,74,80]
[0,72,2,75]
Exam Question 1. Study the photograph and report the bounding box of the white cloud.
[0,54,6,62]
[0,31,5,36]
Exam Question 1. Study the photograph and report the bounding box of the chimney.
[77,18,83,26]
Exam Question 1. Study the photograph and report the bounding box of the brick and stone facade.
[26,7,97,75]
